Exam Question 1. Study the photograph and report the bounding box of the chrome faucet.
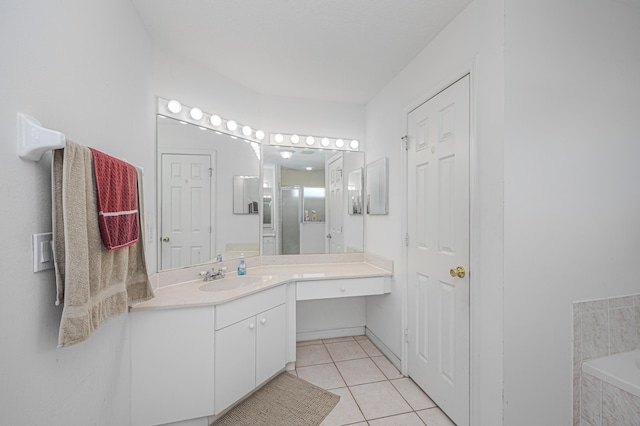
[202,266,227,281]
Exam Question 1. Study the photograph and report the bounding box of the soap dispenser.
[237,253,246,275]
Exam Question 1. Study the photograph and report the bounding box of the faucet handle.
[219,266,227,272]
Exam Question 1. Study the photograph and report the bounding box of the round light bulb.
[350,139,359,149]
[321,137,330,147]
[190,107,203,120]
[306,167,313,171]
[255,130,265,141]
[210,115,222,126]
[335,139,345,148]
[291,134,300,144]
[167,100,182,113]
[242,125,252,136]
[305,136,315,146]
[226,120,238,131]
[274,134,284,143]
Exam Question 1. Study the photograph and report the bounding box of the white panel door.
[407,75,470,426]
[161,153,212,270]
[327,155,344,253]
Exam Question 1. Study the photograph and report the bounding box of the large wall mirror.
[263,145,364,255]
[157,116,260,271]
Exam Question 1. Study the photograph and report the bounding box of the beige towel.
[52,141,154,348]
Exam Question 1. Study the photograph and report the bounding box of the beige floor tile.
[287,369,298,377]
[368,412,426,425]
[354,335,368,341]
[320,387,366,426]
[349,381,413,420]
[326,341,368,362]
[323,336,357,344]
[296,344,333,367]
[296,363,346,390]
[371,356,403,380]
[336,358,387,386]
[297,339,324,347]
[357,338,384,357]
[416,407,456,426]
[391,378,436,411]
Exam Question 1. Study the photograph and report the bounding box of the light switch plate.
[32,232,54,273]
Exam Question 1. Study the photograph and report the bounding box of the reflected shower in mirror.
[157,116,260,271]
[263,145,364,255]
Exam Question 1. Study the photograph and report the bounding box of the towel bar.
[16,113,144,174]
[17,113,65,161]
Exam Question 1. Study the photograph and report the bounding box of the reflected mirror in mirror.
[366,157,389,215]
[233,175,259,214]
[263,145,364,255]
[157,116,260,271]
[347,168,363,215]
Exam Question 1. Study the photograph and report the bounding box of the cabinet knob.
[260,318,267,324]
[340,287,346,292]
[248,323,255,330]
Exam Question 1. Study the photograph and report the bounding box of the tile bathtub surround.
[572,293,640,425]
[580,372,640,426]
[293,335,455,426]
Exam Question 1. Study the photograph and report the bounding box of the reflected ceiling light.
[335,138,345,148]
[274,134,284,143]
[321,137,330,147]
[290,134,300,144]
[226,120,238,131]
[242,125,252,136]
[306,136,315,146]
[306,167,313,171]
[350,139,359,149]
[255,130,265,140]
[280,150,294,159]
[190,107,203,120]
[167,100,182,113]
[210,115,222,126]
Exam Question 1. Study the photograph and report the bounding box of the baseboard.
[296,326,365,342]
[365,327,402,372]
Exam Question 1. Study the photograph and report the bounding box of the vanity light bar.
[157,98,265,143]
[268,133,360,152]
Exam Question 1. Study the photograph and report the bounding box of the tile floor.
[291,335,456,426]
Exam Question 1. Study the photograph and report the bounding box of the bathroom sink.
[199,276,261,292]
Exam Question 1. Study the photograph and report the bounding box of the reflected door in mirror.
[161,153,213,270]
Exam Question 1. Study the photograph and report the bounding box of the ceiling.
[132,0,471,104]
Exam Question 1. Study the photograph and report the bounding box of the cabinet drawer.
[296,277,385,301]
[216,285,286,330]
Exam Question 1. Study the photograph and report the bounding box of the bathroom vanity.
[130,256,392,426]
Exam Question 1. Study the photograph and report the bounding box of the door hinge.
[404,233,409,247]
[401,135,409,150]
[404,328,409,343]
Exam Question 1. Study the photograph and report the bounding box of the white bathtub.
[582,349,640,398]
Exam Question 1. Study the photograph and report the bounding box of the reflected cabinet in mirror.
[263,145,364,255]
[157,116,260,271]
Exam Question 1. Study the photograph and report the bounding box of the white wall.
[503,0,640,424]
[0,1,153,424]
[364,0,505,424]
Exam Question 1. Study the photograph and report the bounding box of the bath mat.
[212,372,339,426]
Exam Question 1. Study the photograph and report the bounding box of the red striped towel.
[89,148,139,251]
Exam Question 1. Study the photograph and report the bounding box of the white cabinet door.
[214,316,256,415]
[263,236,276,255]
[131,307,214,426]
[256,303,287,385]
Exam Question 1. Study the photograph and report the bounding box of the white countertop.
[131,261,392,311]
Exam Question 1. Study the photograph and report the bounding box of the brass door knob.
[162,236,170,242]
[449,266,465,278]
